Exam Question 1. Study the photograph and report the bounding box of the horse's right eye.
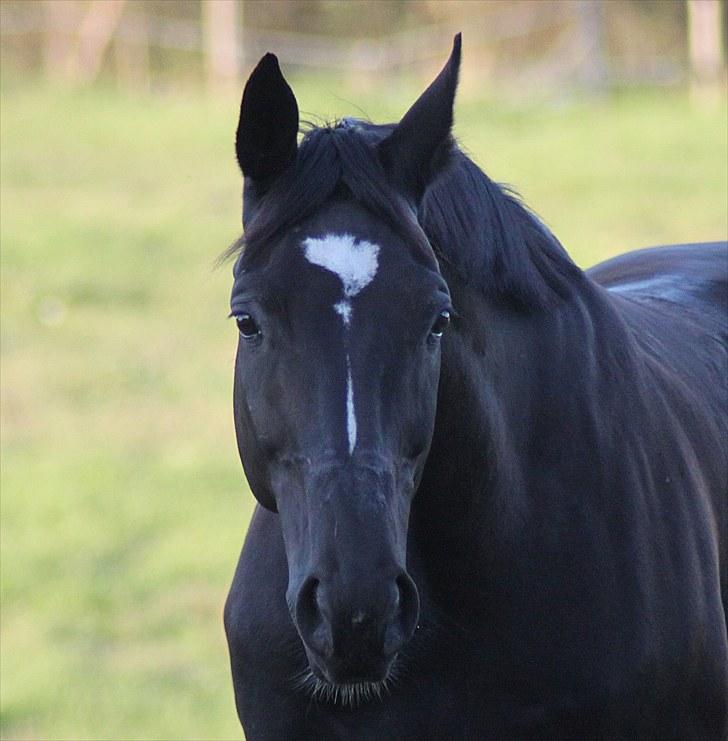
[430,310,451,338]
[235,313,260,339]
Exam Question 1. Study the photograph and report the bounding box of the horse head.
[230,37,460,689]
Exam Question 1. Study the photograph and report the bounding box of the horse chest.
[227,514,727,740]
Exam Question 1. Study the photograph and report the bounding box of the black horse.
[224,37,727,740]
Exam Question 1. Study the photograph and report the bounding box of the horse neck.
[412,272,638,574]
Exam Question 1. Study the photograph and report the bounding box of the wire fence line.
[0,1,724,95]
[0,2,568,70]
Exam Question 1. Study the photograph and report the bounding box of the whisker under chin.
[291,664,398,708]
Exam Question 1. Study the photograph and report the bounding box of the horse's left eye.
[430,310,451,338]
[235,313,260,338]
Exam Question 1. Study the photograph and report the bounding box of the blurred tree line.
[0,0,725,97]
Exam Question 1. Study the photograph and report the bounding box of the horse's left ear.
[378,33,461,203]
[235,53,299,184]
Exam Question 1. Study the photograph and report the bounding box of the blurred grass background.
[1,2,727,740]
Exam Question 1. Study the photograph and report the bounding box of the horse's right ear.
[377,33,461,204]
[235,53,299,184]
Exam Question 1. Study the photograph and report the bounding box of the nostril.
[295,577,332,656]
[296,577,320,624]
[383,573,420,656]
[396,573,419,626]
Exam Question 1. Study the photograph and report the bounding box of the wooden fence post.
[202,0,242,94]
[64,0,127,85]
[576,0,607,92]
[114,8,150,93]
[44,0,81,82]
[687,0,725,98]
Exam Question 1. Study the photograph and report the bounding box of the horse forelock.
[226,119,583,312]
[228,123,433,271]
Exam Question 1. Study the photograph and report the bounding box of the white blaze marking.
[303,233,379,298]
[302,233,380,455]
[334,300,352,326]
[345,357,356,455]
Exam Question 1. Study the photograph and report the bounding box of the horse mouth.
[293,667,396,708]
[293,651,399,707]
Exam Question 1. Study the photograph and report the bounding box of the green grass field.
[1,74,726,740]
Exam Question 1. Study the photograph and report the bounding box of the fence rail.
[1,0,724,95]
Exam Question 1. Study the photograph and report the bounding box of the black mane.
[420,148,582,308]
[231,120,582,310]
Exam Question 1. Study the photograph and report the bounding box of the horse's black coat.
[224,39,728,740]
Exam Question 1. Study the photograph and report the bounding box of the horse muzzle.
[294,569,419,684]
[276,455,420,684]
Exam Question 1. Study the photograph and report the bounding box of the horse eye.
[235,313,260,339]
[430,310,451,338]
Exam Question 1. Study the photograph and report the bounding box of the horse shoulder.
[224,506,306,739]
